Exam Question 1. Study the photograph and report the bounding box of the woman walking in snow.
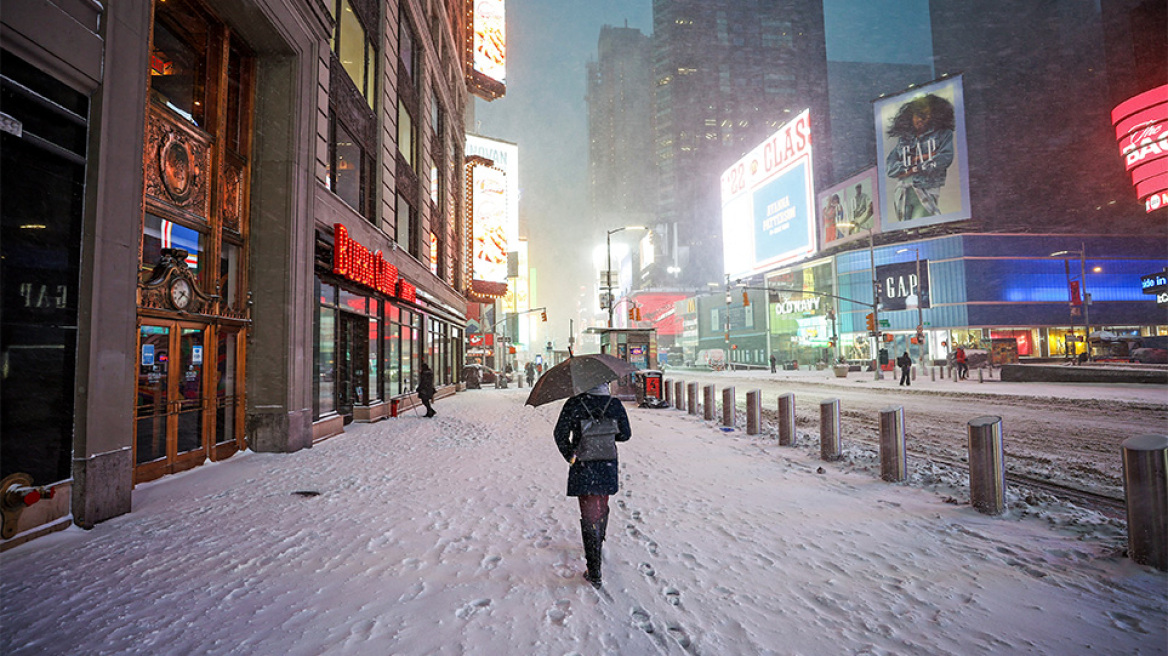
[553,382,631,587]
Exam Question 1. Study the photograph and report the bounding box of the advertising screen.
[468,0,506,99]
[470,163,508,284]
[720,108,816,278]
[466,134,519,241]
[817,167,881,248]
[1111,84,1168,213]
[874,76,971,232]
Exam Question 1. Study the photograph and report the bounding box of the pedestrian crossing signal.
[742,291,750,307]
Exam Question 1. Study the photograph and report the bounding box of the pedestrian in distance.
[417,361,437,417]
[897,350,913,386]
[954,345,968,380]
[525,361,535,387]
[553,382,631,588]
[770,355,777,373]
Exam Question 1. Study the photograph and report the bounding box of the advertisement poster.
[874,76,971,232]
[720,108,816,278]
[875,260,931,312]
[470,163,508,284]
[817,168,881,248]
[469,0,506,99]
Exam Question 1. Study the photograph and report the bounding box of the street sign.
[879,319,890,327]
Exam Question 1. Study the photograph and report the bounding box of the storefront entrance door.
[337,313,368,422]
[135,322,208,482]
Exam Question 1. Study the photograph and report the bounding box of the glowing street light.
[606,226,646,328]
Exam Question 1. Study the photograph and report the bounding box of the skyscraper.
[652,0,831,288]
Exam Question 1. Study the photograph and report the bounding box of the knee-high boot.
[580,519,603,587]
[599,507,609,543]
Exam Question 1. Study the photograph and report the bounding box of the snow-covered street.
[2,385,1166,655]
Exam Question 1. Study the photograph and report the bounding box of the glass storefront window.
[384,318,400,396]
[339,288,366,314]
[368,313,380,402]
[219,241,240,308]
[317,298,337,416]
[149,0,209,127]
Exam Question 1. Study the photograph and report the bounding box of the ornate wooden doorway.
[135,0,253,484]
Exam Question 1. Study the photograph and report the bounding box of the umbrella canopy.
[524,353,638,407]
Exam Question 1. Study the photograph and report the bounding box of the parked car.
[462,364,498,388]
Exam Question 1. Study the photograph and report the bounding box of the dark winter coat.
[897,353,912,370]
[553,393,631,496]
[417,366,436,401]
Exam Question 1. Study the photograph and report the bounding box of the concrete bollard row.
[1122,434,1168,571]
[687,382,698,416]
[675,380,685,411]
[703,385,716,421]
[722,386,736,428]
[968,415,1005,514]
[820,398,841,461]
[663,379,672,407]
[777,393,796,446]
[746,390,761,435]
[880,406,907,482]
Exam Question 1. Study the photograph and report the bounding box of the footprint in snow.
[454,598,491,619]
[480,554,501,570]
[545,599,571,625]
[663,586,681,606]
[638,562,656,578]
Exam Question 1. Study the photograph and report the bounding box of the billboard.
[467,0,506,100]
[466,134,519,234]
[874,76,971,231]
[875,259,930,312]
[818,167,881,248]
[721,108,816,278]
[1111,84,1168,213]
[469,162,508,285]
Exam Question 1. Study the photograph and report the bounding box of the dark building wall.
[652,0,831,288]
[928,0,1166,235]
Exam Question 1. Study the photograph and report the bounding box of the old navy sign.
[333,223,409,298]
[1111,84,1168,213]
[876,260,931,311]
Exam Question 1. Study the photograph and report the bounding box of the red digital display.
[332,223,415,300]
[1112,85,1168,213]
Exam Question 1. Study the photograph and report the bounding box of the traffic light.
[634,307,642,321]
[742,291,750,307]
[540,310,547,322]
[628,307,635,322]
[865,313,876,333]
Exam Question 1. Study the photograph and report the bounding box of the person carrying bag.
[553,382,631,588]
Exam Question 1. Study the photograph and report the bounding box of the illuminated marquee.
[1112,84,1168,213]
[466,0,506,100]
[332,223,404,297]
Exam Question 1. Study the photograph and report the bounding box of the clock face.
[170,278,193,310]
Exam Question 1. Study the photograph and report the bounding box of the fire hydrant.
[1,473,55,540]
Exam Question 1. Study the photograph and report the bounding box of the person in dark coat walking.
[553,382,631,587]
[897,351,913,386]
[417,361,437,417]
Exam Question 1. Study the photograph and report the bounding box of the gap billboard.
[874,76,971,232]
[721,108,816,278]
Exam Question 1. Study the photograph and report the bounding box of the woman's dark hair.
[887,93,956,138]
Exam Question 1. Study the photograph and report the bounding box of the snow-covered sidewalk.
[2,388,1165,655]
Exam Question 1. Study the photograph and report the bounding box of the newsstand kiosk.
[587,328,660,403]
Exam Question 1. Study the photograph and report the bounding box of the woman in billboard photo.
[885,94,956,221]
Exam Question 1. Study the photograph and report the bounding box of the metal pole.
[1121,434,1168,571]
[687,382,698,416]
[778,393,796,446]
[746,390,761,435]
[869,229,883,380]
[879,406,907,482]
[606,230,613,328]
[1081,242,1091,360]
[968,416,1005,514]
[722,387,736,428]
[703,384,716,421]
[724,275,732,371]
[820,398,841,461]
[915,248,924,363]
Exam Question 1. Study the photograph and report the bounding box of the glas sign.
[1111,84,1168,213]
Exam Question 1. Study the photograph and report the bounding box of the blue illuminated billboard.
[721,109,817,278]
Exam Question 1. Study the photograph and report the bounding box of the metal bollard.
[820,398,841,461]
[978,368,984,383]
[1122,434,1168,571]
[722,386,736,428]
[746,390,761,435]
[777,393,796,446]
[931,366,936,382]
[968,416,1005,514]
[912,366,917,381]
[663,379,672,407]
[675,380,685,411]
[687,382,698,416]
[879,405,907,482]
[703,385,716,421]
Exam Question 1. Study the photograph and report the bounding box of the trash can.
[640,370,663,400]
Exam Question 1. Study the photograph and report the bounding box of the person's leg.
[578,495,609,585]
[422,397,435,416]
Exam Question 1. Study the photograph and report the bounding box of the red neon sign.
[1112,85,1168,213]
[333,223,401,297]
[396,279,417,303]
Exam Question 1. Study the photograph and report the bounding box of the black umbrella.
[524,353,638,407]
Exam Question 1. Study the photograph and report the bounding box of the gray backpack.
[575,397,620,462]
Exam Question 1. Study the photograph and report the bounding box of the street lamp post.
[1052,242,1090,361]
[606,226,646,328]
[839,222,882,380]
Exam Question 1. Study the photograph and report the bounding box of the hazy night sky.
[472,0,931,348]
